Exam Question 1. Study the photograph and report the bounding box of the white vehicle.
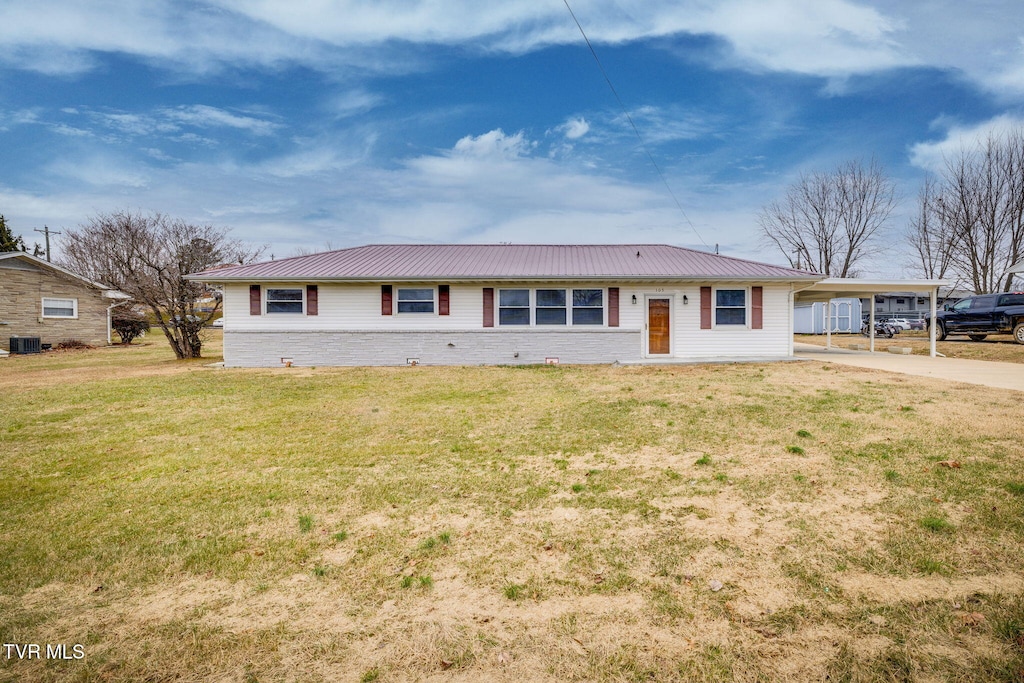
[885,318,911,330]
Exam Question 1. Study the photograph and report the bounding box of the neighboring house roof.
[874,288,971,299]
[874,291,937,297]
[0,251,131,299]
[189,244,821,282]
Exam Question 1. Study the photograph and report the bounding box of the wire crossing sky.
[562,0,710,250]
[1,1,1023,276]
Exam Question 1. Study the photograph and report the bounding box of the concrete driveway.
[794,342,1024,393]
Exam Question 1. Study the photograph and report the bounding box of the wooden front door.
[648,298,671,355]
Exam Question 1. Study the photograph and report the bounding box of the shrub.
[112,308,150,344]
[55,339,94,350]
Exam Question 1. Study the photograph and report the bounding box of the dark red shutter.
[751,286,763,329]
[482,288,494,327]
[249,285,261,315]
[608,287,619,327]
[381,285,392,316]
[700,286,712,329]
[439,285,450,316]
[306,285,318,316]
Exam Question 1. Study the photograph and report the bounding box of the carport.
[792,278,949,357]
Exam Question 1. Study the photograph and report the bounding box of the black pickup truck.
[927,292,1024,343]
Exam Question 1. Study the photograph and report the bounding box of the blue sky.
[1,1,1023,276]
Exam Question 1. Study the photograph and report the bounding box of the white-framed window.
[498,287,606,326]
[715,289,746,326]
[42,297,77,318]
[266,288,304,314]
[499,289,530,325]
[535,289,567,325]
[572,289,604,325]
[397,287,435,314]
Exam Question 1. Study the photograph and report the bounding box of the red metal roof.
[189,244,820,281]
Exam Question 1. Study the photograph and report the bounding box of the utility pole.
[34,226,61,262]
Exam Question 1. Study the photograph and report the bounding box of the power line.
[561,0,711,250]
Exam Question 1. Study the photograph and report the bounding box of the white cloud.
[255,138,373,179]
[615,106,714,144]
[329,90,384,118]
[560,117,590,140]
[908,114,1024,172]
[0,108,40,131]
[1,125,755,261]
[96,112,161,136]
[46,155,150,188]
[451,129,533,160]
[0,0,318,74]
[2,0,1021,97]
[882,2,1024,98]
[42,105,280,141]
[161,105,281,136]
[209,0,919,79]
[50,123,93,137]
[693,0,910,75]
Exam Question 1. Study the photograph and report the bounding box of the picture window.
[498,289,530,325]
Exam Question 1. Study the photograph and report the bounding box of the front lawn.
[1,340,1022,681]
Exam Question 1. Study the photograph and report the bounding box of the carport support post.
[869,302,876,353]
[929,287,937,357]
[825,300,832,349]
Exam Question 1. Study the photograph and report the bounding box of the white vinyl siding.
[678,284,790,358]
[222,281,795,361]
[225,283,476,331]
[613,283,791,359]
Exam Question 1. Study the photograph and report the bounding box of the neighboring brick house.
[0,252,129,351]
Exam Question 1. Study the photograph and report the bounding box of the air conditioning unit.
[9,337,41,354]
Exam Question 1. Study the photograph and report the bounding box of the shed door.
[648,298,671,355]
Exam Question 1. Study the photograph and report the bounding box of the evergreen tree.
[0,214,26,252]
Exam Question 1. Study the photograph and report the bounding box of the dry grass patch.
[1,344,1023,681]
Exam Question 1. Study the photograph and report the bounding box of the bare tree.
[290,240,338,258]
[759,159,898,277]
[59,210,262,359]
[905,176,957,280]
[912,130,1024,292]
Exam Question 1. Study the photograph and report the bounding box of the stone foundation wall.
[224,328,643,367]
